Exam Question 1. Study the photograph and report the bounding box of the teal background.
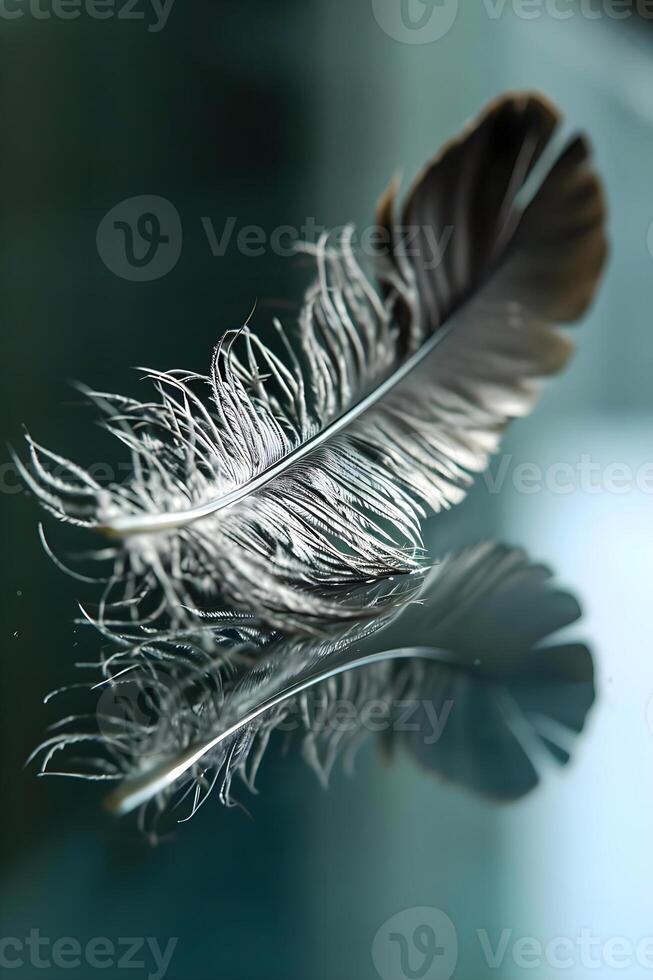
[1,2,652,978]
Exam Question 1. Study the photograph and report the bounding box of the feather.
[32,543,595,828]
[19,92,607,630]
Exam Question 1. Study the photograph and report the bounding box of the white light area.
[495,412,653,977]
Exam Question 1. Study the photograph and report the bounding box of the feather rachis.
[21,92,607,629]
[31,543,595,826]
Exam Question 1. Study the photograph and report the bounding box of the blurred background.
[1,1,653,977]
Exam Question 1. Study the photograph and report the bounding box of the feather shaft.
[99,321,457,537]
[105,646,452,814]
